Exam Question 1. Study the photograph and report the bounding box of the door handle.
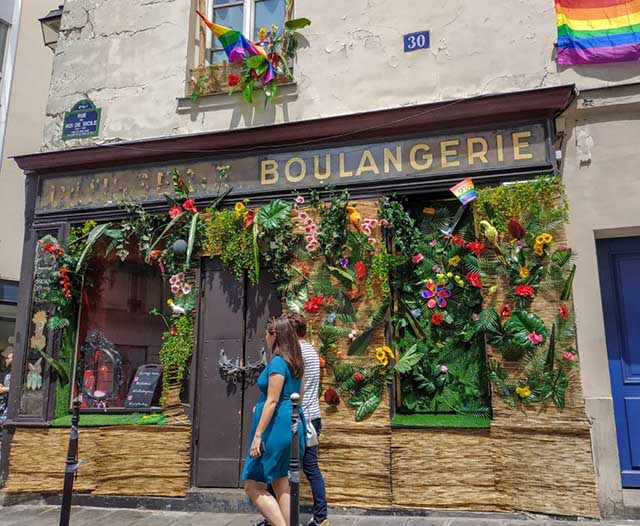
[218,348,267,386]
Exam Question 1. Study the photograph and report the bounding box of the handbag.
[305,420,319,447]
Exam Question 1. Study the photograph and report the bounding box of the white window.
[208,0,286,64]
[0,19,9,79]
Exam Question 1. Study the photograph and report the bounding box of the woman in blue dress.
[243,317,306,526]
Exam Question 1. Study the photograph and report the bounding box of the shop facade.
[0,85,610,518]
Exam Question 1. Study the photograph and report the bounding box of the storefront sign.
[62,99,101,140]
[38,123,551,211]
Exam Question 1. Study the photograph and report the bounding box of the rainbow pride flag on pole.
[556,0,640,65]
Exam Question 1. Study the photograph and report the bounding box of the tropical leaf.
[47,316,70,331]
[253,220,260,285]
[504,311,548,351]
[75,223,111,272]
[347,328,375,356]
[246,55,268,69]
[544,323,556,374]
[354,389,382,421]
[256,199,292,230]
[37,349,69,386]
[327,265,355,285]
[337,290,355,319]
[475,308,500,334]
[394,344,422,374]
[285,17,311,30]
[185,212,199,269]
[286,283,308,314]
[146,214,183,257]
[560,264,576,301]
[398,299,426,339]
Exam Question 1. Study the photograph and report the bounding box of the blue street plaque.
[62,99,101,140]
[403,31,430,53]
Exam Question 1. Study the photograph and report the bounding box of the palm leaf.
[75,223,111,272]
[37,349,69,386]
[146,214,183,257]
[560,264,576,301]
[544,323,556,374]
[394,344,422,374]
[185,213,199,269]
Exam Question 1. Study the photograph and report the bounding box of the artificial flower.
[466,241,485,256]
[412,253,425,264]
[432,265,441,273]
[410,307,422,319]
[563,351,577,362]
[295,263,311,275]
[346,206,362,230]
[454,275,465,287]
[257,26,268,40]
[319,355,326,368]
[518,266,530,279]
[381,346,395,358]
[170,326,178,337]
[447,272,453,278]
[431,313,444,326]
[559,304,570,319]
[171,285,180,294]
[149,249,162,260]
[227,73,241,87]
[451,234,466,247]
[271,23,279,32]
[324,387,340,406]
[448,255,461,267]
[295,195,305,204]
[368,237,377,245]
[182,284,192,295]
[347,288,360,300]
[298,211,309,221]
[354,261,367,280]
[234,202,246,218]
[325,312,337,325]
[516,385,532,398]
[440,365,448,374]
[349,329,362,341]
[499,304,513,319]
[528,332,544,345]
[353,372,365,383]
[423,207,435,215]
[428,239,437,247]
[465,272,482,288]
[183,198,197,214]
[422,281,451,308]
[176,272,185,281]
[169,206,182,219]
[515,284,535,298]
[489,285,498,294]
[508,220,526,239]
[169,274,182,286]
[534,243,544,257]
[379,219,389,228]
[536,233,553,245]
[436,341,445,348]
[436,273,446,280]
[472,312,479,321]
[375,347,389,366]
[304,296,324,313]
[244,209,255,229]
[338,257,349,270]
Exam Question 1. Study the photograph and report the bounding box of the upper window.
[209,0,286,64]
[0,19,9,78]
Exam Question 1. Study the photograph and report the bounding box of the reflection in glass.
[254,0,285,38]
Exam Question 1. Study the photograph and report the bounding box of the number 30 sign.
[403,31,430,52]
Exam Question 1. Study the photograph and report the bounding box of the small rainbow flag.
[556,0,640,65]
[196,10,268,63]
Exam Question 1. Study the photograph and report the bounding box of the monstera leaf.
[257,199,292,230]
[504,311,548,352]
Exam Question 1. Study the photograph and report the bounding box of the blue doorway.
[597,236,640,488]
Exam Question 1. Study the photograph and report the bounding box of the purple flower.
[339,257,349,269]
[517,239,525,248]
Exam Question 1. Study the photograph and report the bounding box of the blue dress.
[241,355,306,484]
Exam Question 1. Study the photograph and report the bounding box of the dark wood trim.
[14,85,575,175]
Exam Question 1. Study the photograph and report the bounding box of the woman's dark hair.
[267,317,304,379]
[287,313,307,338]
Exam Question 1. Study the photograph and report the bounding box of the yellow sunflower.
[375,348,389,366]
[448,255,461,267]
[515,385,532,398]
[234,202,246,218]
[257,26,268,40]
[534,243,544,256]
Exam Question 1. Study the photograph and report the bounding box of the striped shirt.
[300,340,322,421]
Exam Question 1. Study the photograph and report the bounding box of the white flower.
[182,284,192,294]
[295,195,305,204]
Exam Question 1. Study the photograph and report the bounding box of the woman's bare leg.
[272,477,291,526]
[244,480,286,526]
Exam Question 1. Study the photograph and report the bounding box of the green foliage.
[378,198,419,254]
[159,315,194,404]
[347,303,389,356]
[206,208,256,282]
[317,190,349,263]
[256,200,300,283]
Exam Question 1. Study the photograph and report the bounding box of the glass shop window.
[74,249,170,411]
[208,0,286,64]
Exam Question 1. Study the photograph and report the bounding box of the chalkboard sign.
[125,364,162,408]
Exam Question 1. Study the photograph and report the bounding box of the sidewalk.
[0,505,638,526]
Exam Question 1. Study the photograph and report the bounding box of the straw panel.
[5,426,191,497]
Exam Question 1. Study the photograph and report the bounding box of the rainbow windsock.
[196,10,268,63]
[556,0,640,65]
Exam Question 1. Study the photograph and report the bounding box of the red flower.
[324,387,341,406]
[304,296,324,313]
[499,304,513,319]
[169,206,182,219]
[170,326,178,336]
[183,198,197,214]
[412,253,425,264]
[353,372,364,383]
[354,261,367,280]
[295,263,311,276]
[515,284,535,298]
[244,209,255,229]
[149,249,162,260]
[431,313,444,326]
[319,355,326,368]
[559,304,570,319]
[465,272,483,288]
[451,234,466,247]
[508,220,526,239]
[466,241,485,256]
[227,73,241,87]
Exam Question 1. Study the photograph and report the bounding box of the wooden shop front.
[2,85,599,517]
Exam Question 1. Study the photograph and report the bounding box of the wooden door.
[597,237,640,488]
[194,259,281,488]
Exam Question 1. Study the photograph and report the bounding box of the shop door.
[194,258,281,488]
[597,237,640,488]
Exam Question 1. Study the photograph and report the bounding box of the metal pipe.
[289,392,300,526]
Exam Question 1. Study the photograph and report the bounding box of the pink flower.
[363,227,372,236]
[306,235,315,243]
[295,195,305,204]
[429,239,437,247]
[307,243,318,252]
[183,198,197,214]
[306,218,315,226]
[379,219,389,228]
[563,351,577,361]
[170,326,178,336]
[182,284,192,294]
[177,272,185,282]
[412,254,425,264]
[169,206,182,219]
[298,212,309,221]
[528,332,544,345]
[368,238,377,245]
[169,274,181,285]
[171,285,180,294]
[440,365,448,374]
[432,265,441,273]
[305,226,315,234]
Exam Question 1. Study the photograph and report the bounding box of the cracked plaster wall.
[43,0,640,149]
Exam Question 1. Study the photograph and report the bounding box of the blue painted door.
[597,236,640,488]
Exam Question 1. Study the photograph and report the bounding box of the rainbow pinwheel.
[421,282,451,309]
[196,10,276,84]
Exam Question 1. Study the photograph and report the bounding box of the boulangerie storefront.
[1,85,601,517]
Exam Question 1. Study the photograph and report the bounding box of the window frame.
[0,18,9,79]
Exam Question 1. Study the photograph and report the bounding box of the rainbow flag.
[196,10,268,63]
[556,0,640,65]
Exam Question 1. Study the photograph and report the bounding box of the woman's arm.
[250,372,285,458]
